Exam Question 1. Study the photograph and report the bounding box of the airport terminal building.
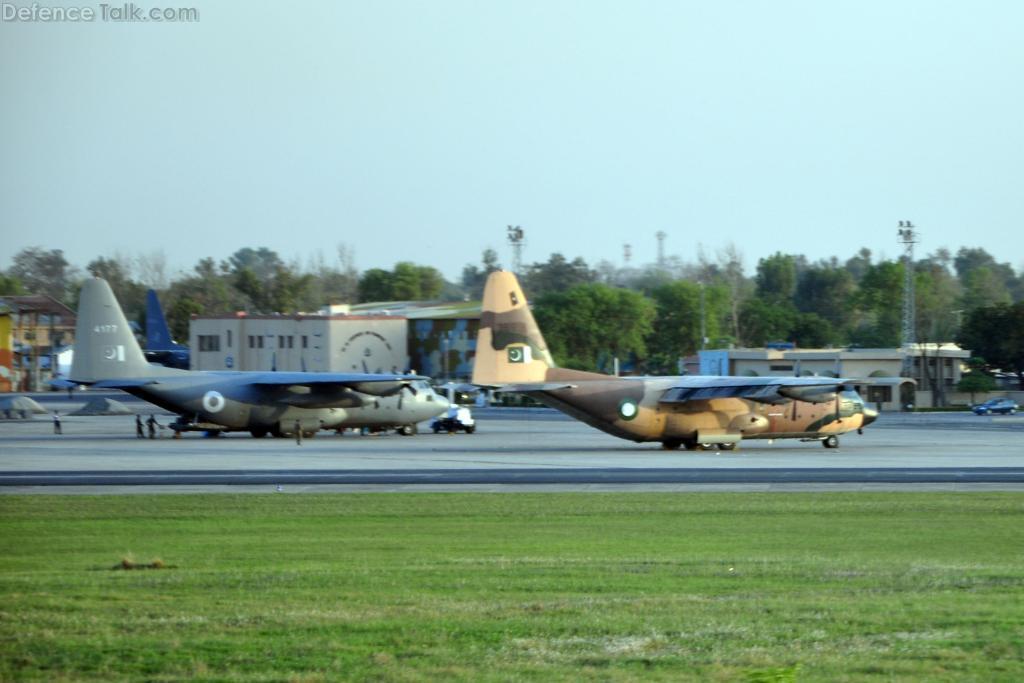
[698,344,972,410]
[187,301,482,380]
[188,311,409,375]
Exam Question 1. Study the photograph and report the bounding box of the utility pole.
[699,281,707,350]
[897,221,917,378]
[506,225,525,276]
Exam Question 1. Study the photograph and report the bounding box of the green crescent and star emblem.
[508,346,528,363]
[618,398,639,420]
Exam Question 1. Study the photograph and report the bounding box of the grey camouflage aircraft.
[472,271,877,450]
[70,278,448,437]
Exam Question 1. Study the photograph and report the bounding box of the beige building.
[0,294,76,391]
[189,313,409,374]
[699,344,972,410]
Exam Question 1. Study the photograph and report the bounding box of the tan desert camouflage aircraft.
[472,271,877,450]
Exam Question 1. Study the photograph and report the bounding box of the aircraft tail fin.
[471,271,608,387]
[145,289,180,351]
[71,278,177,383]
[471,271,558,386]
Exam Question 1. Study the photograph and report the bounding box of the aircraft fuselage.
[123,374,446,435]
[533,377,871,445]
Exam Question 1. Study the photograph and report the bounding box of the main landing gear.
[822,435,840,449]
[662,440,738,452]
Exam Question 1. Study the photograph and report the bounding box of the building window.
[248,335,255,349]
[302,336,308,349]
[227,330,232,348]
[198,335,220,352]
[769,364,793,372]
[867,386,892,403]
[258,336,264,349]
[278,335,285,348]
[288,336,294,348]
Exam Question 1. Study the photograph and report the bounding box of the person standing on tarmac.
[146,414,159,439]
[53,411,62,435]
[294,419,302,446]
[136,414,144,438]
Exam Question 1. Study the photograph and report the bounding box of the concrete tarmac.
[2,403,1024,493]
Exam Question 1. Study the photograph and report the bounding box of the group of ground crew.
[50,412,162,438]
[49,412,306,441]
[135,414,161,439]
[53,414,308,441]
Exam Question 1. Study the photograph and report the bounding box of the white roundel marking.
[202,390,225,413]
[619,399,638,420]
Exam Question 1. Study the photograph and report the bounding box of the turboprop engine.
[777,385,838,404]
[728,412,770,435]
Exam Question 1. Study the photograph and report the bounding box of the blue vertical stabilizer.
[146,289,177,350]
[144,289,191,369]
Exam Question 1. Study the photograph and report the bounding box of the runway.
[3,400,1024,492]
[5,467,1024,487]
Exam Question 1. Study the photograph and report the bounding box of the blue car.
[971,398,1019,415]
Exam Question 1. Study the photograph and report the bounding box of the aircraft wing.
[495,382,577,393]
[92,379,161,389]
[659,376,851,405]
[246,372,426,397]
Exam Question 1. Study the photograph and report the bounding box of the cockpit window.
[839,389,863,415]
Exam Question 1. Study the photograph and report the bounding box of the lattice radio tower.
[656,231,667,270]
[507,225,525,275]
[623,243,632,266]
[897,220,918,376]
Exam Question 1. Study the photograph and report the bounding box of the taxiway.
[2,401,1023,492]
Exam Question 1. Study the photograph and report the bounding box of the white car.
[431,406,476,433]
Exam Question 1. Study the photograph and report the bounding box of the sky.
[2,1,1023,284]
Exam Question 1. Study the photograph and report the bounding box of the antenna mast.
[655,231,667,271]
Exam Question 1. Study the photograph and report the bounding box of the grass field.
[1,492,1023,681]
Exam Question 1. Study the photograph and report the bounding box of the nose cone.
[431,392,450,415]
[862,406,878,427]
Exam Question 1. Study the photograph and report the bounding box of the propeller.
[398,382,417,409]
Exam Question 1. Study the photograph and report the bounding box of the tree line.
[2,243,1022,387]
